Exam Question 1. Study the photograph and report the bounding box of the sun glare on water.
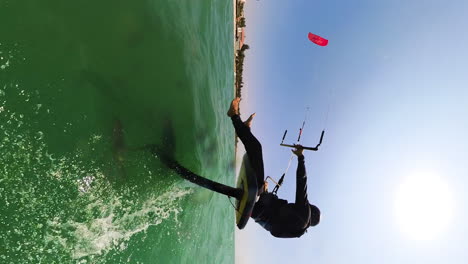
[394,171,454,241]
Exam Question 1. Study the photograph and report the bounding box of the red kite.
[308,33,328,46]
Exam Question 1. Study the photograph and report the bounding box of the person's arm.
[292,146,309,207]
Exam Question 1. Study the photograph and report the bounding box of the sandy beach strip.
[233,0,239,158]
[233,0,238,96]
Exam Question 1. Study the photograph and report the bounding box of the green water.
[0,0,235,263]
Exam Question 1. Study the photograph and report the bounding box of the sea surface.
[0,1,235,263]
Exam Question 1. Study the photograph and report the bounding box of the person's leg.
[230,115,261,154]
[227,97,265,188]
[230,115,265,188]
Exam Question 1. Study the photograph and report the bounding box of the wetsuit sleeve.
[295,155,309,207]
[267,156,310,238]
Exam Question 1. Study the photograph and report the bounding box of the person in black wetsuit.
[146,98,320,237]
[227,97,321,238]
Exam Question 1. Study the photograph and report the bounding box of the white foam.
[46,184,192,259]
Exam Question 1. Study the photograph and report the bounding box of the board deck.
[235,154,258,229]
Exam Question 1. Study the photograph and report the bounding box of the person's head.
[309,204,321,227]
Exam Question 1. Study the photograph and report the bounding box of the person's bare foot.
[227,97,241,117]
[244,113,255,127]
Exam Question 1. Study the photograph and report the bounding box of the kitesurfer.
[227,98,321,238]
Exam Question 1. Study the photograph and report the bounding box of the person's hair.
[309,204,321,226]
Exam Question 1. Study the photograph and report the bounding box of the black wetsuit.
[251,155,311,238]
[230,115,265,189]
[231,115,311,238]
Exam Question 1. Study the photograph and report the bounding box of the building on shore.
[237,27,245,50]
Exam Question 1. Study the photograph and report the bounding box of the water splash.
[0,80,192,263]
[46,183,191,260]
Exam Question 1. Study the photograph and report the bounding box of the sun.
[394,171,454,240]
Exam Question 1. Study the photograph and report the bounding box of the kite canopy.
[308,32,328,46]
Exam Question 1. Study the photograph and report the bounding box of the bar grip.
[281,130,288,143]
[318,130,325,145]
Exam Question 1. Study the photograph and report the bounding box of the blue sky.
[235,0,468,263]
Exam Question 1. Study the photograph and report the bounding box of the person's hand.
[263,181,268,193]
[291,144,304,156]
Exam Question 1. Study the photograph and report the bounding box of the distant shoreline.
[233,0,248,158]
